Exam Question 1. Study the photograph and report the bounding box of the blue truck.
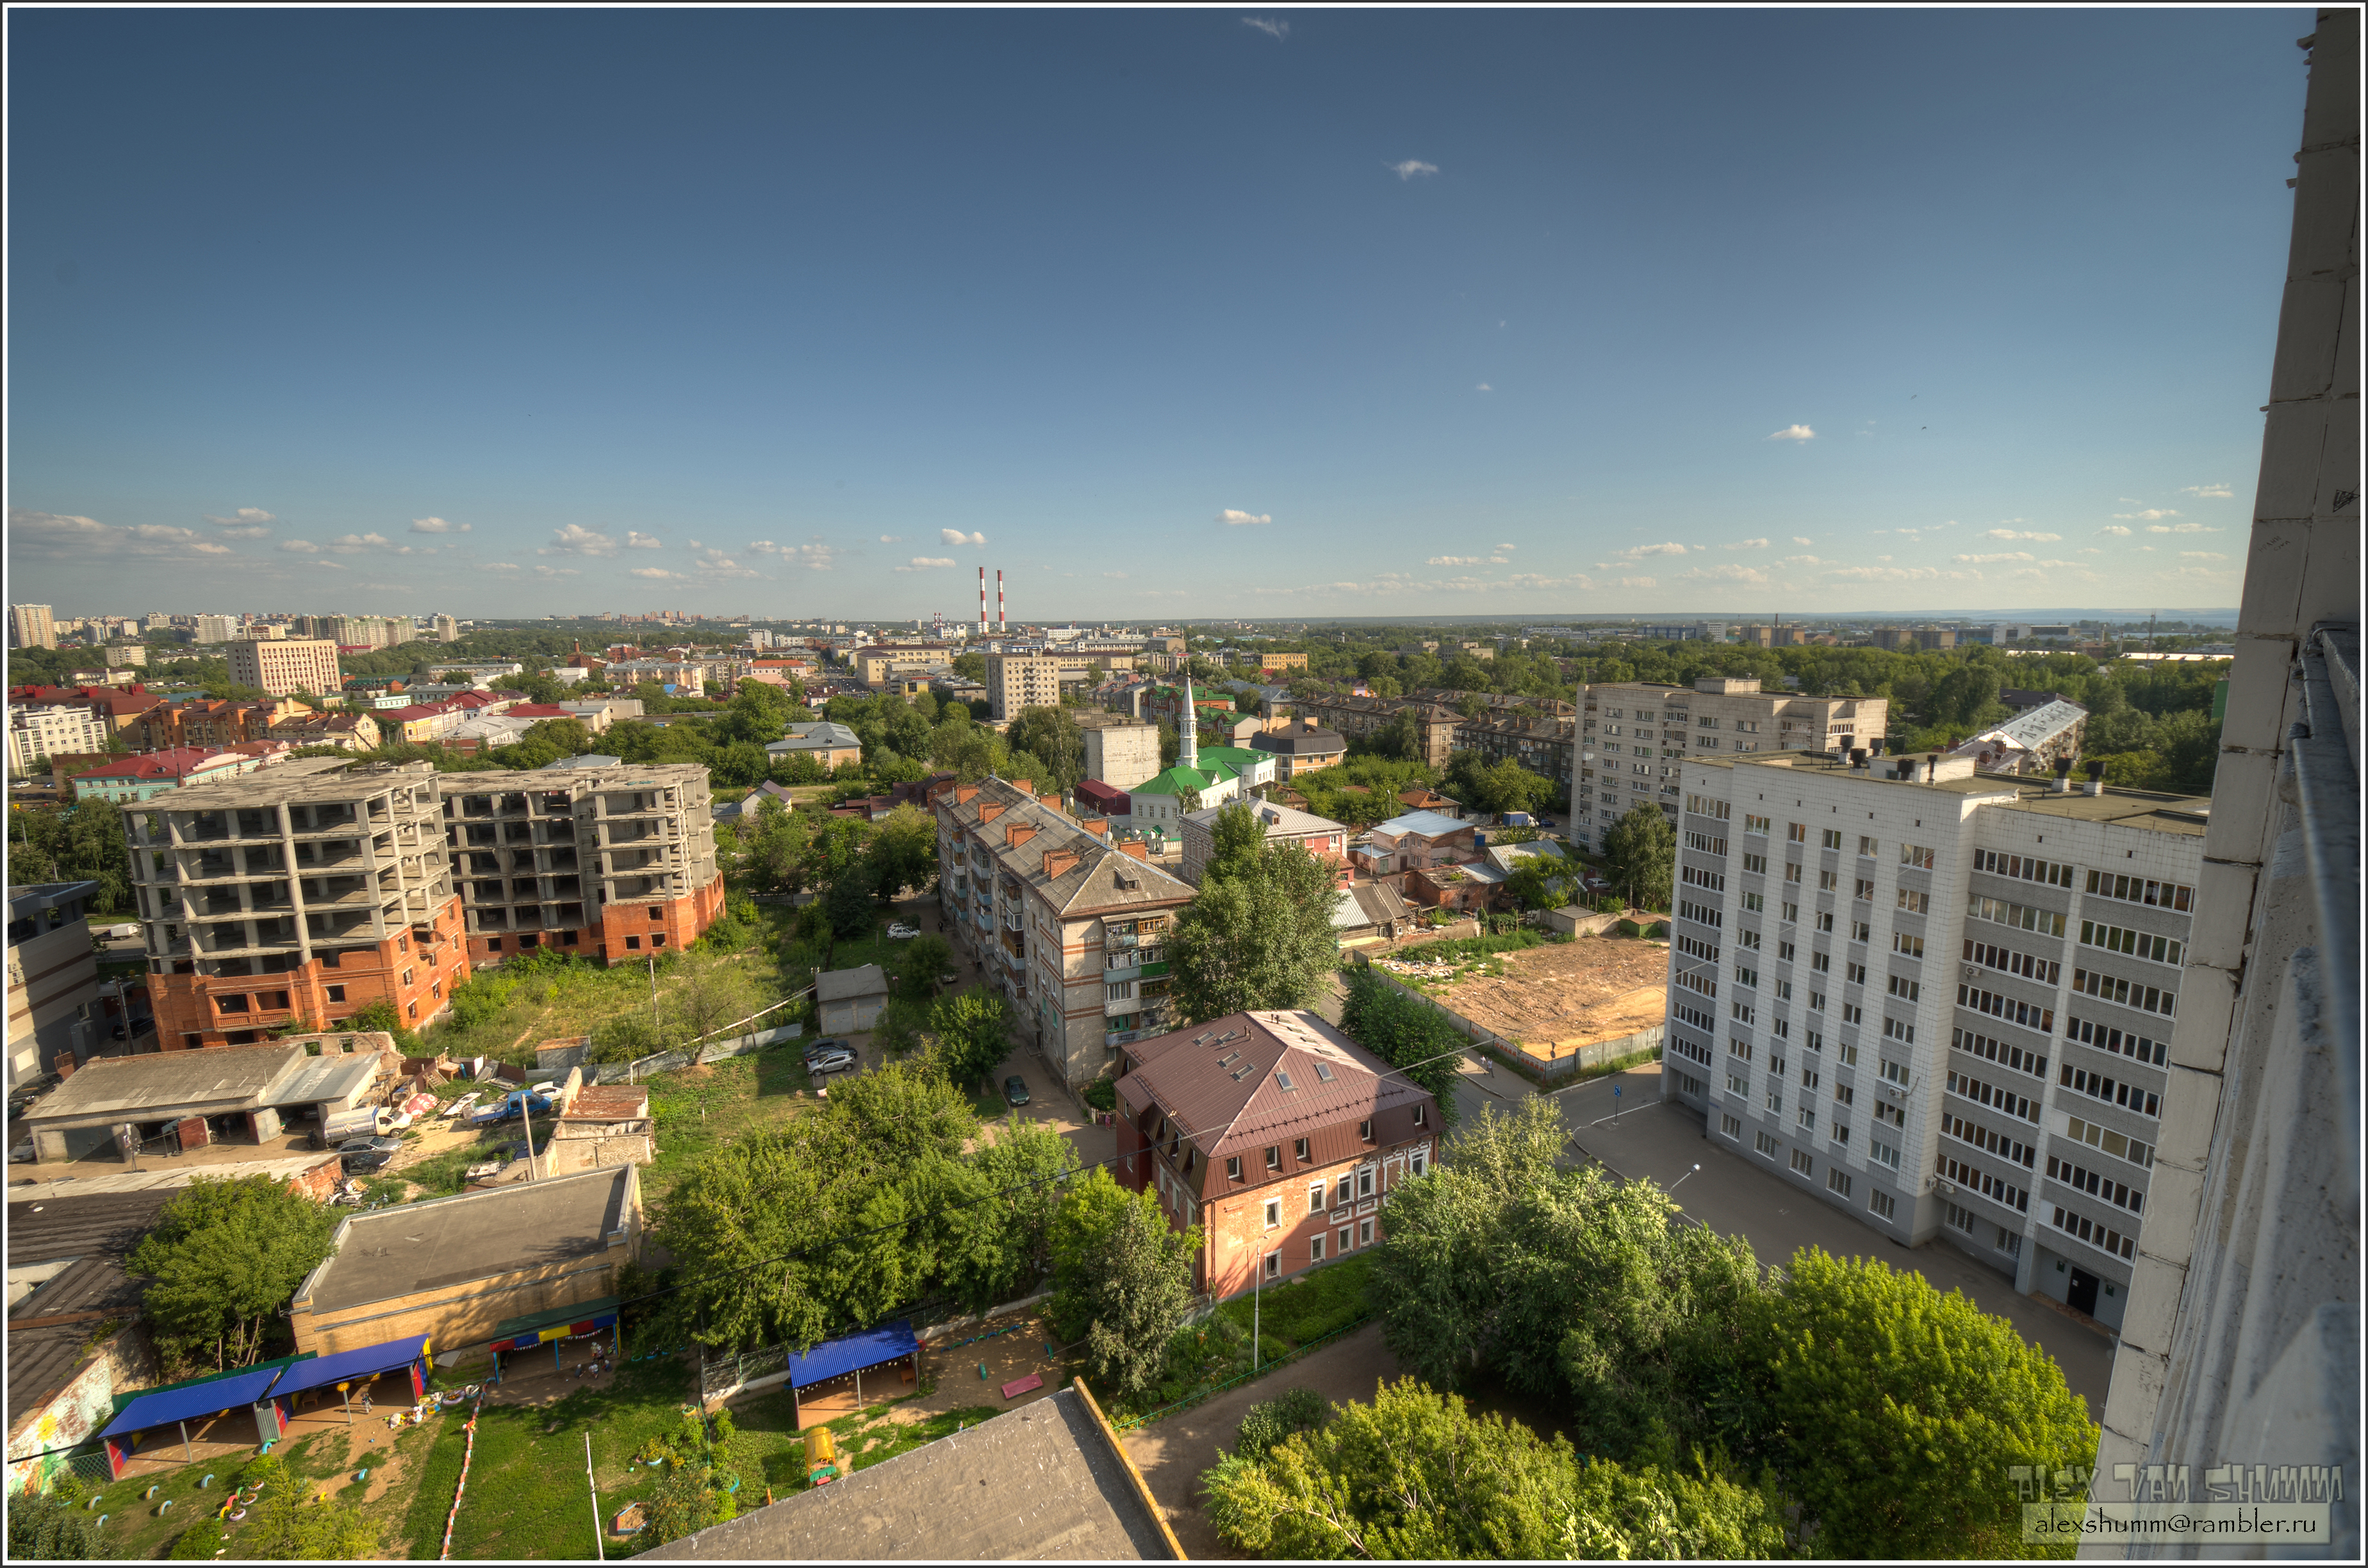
[469,1090,554,1128]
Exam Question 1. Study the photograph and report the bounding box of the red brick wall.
[465,878,725,971]
[152,895,472,1048]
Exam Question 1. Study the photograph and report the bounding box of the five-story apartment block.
[1574,677,1887,852]
[935,776,1194,1088]
[440,762,721,967]
[131,759,469,1047]
[1662,747,2203,1333]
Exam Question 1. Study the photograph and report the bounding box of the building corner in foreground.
[2085,8,2359,1558]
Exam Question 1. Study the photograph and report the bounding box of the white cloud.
[940,528,988,547]
[2099,525,2133,536]
[1476,382,1493,392]
[203,507,275,527]
[531,565,580,579]
[747,540,837,569]
[895,557,958,571]
[484,562,521,573]
[2148,522,2221,534]
[4,510,218,562]
[629,567,684,581]
[2078,547,2103,555]
[541,524,618,557]
[1428,556,1486,566]
[2114,508,2182,521]
[1618,541,1688,559]
[1389,159,1438,180]
[1219,509,1272,527]
[1103,571,1129,579]
[1765,424,1816,442]
[1242,17,1288,40]
[409,516,470,534]
[878,534,902,543]
[624,531,662,550]
[2118,498,2143,506]
[329,532,413,555]
[1681,564,1772,585]
[1823,564,1957,583]
[279,539,322,553]
[1618,576,1657,589]
[1725,538,1770,551]
[1781,555,1823,566]
[1790,535,1814,545]
[2175,565,2237,580]
[2180,551,2228,560]
[1984,528,2062,542]
[1496,543,1515,551]
[687,547,761,580]
[215,525,271,540]
[2182,483,2235,499]
[118,523,234,555]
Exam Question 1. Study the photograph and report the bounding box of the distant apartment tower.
[193,614,239,645]
[11,604,57,651]
[440,762,723,968]
[985,653,1065,722]
[1574,676,1887,853]
[433,615,460,642]
[130,758,470,1048]
[6,705,109,781]
[1663,749,2203,1333]
[226,637,343,700]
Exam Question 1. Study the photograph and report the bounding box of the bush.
[1235,1387,1331,1458]
[1080,1077,1117,1113]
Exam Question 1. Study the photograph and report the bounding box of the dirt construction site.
[1428,936,1670,1053]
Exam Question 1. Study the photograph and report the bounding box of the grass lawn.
[1120,1254,1377,1419]
[68,1404,445,1562]
[639,1047,822,1201]
[395,1352,995,1559]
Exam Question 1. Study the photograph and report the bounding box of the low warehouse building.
[288,1164,641,1365]
[16,1039,387,1163]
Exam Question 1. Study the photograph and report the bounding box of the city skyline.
[8,8,2310,617]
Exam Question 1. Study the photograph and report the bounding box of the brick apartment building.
[1289,693,1465,768]
[130,759,472,1048]
[1453,712,1577,795]
[226,636,343,699]
[1114,1009,1440,1297]
[934,776,1196,1083]
[1575,676,1888,854]
[441,760,723,967]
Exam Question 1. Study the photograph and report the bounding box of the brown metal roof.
[563,1084,649,1121]
[1117,1010,1440,1200]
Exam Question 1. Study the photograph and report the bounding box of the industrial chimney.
[997,569,1006,636]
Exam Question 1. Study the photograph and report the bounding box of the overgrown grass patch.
[639,1046,820,1200]
[1212,1252,1376,1350]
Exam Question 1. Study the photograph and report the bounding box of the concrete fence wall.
[586,1022,804,1084]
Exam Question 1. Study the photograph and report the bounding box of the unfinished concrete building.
[440,760,723,967]
[130,759,468,1049]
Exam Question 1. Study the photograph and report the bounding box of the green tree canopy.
[1062,1177,1199,1401]
[126,1175,340,1374]
[1169,840,1340,1022]
[1335,966,1465,1122]
[1201,1377,1790,1560]
[1600,803,1674,911]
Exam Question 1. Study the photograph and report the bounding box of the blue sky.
[6,8,2308,623]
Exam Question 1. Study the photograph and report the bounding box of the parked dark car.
[336,1135,404,1173]
[1003,1075,1031,1108]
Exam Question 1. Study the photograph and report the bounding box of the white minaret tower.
[1179,668,1199,771]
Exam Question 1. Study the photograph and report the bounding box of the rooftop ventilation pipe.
[2085,758,2108,797]
[1927,751,1942,783]
[1850,747,1868,770]
[2052,758,2075,794]
[1836,733,1855,760]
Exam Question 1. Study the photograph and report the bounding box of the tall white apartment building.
[1572,676,1887,852]
[6,705,108,779]
[193,614,239,644]
[12,605,58,651]
[432,616,460,642]
[1662,747,2203,1334]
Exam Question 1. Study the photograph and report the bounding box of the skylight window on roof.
[1275,1070,1295,1091]
[1217,1052,1240,1068]
[1314,1062,1335,1083]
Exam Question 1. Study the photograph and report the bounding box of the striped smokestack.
[998,569,1005,635]
[978,566,987,632]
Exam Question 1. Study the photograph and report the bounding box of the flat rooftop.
[154,758,434,808]
[638,1387,1175,1561]
[25,1043,305,1123]
[1699,751,2213,837]
[301,1165,631,1314]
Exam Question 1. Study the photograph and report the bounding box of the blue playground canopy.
[784,1319,917,1390]
[269,1335,430,1399]
[99,1366,286,1442]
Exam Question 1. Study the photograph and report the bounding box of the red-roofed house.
[379,702,467,745]
[68,747,270,803]
[1114,1009,1440,1297]
[11,685,163,740]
